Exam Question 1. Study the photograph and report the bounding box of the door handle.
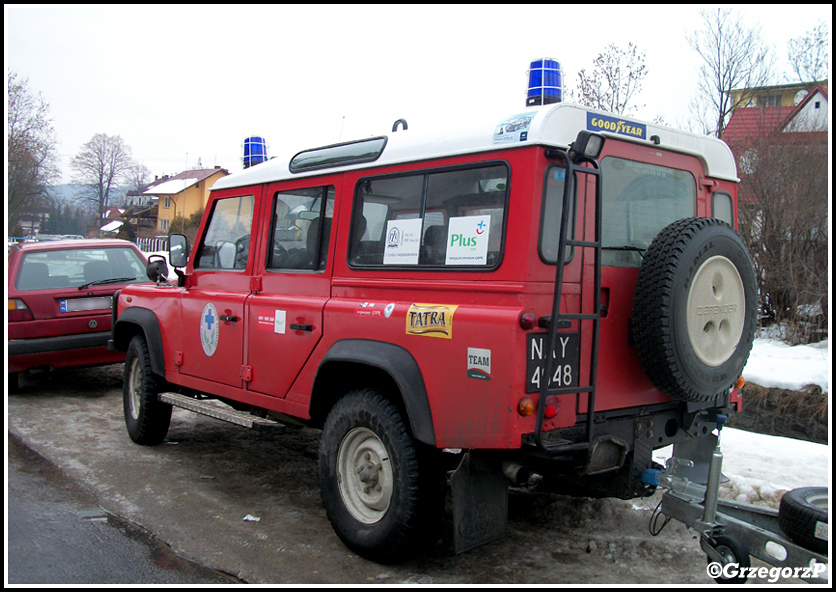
[289,323,313,332]
[219,315,238,323]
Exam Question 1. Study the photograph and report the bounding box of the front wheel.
[318,389,434,562]
[124,335,172,445]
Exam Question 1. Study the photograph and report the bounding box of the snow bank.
[742,338,829,393]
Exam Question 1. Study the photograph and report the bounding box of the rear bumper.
[8,332,124,373]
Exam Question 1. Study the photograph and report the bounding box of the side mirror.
[169,234,189,268]
[146,254,169,283]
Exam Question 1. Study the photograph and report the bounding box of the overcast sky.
[5,4,832,184]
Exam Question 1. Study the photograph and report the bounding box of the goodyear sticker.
[200,302,220,356]
[586,112,646,140]
[406,303,458,339]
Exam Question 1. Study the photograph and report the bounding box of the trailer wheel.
[707,535,750,584]
[632,218,757,402]
[318,389,434,563]
[124,335,172,445]
[779,487,828,554]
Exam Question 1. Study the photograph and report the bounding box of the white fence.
[136,236,169,253]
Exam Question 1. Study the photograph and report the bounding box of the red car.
[8,238,151,389]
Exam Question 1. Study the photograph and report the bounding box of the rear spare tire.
[632,218,757,403]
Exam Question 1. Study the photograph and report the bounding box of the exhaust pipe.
[502,461,530,485]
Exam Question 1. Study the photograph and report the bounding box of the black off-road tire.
[124,335,172,445]
[779,487,828,554]
[318,389,436,563]
[632,218,757,403]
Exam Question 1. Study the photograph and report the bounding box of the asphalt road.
[7,432,241,585]
[7,363,737,585]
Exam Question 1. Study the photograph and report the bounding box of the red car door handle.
[289,323,313,332]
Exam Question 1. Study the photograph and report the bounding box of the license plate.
[526,332,580,393]
[60,296,113,312]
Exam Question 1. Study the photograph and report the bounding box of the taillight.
[8,299,34,322]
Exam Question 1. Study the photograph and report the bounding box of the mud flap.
[451,451,508,554]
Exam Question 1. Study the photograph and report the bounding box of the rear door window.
[599,157,695,267]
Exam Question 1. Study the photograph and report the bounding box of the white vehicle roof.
[213,103,738,191]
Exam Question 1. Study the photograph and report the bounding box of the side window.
[268,186,335,271]
[195,195,255,270]
[350,163,508,269]
[712,191,734,225]
[539,165,573,264]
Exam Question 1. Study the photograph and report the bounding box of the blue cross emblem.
[204,308,215,330]
[477,220,486,231]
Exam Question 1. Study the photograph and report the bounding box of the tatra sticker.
[406,303,458,339]
[383,218,422,265]
[467,348,492,380]
[200,302,220,357]
[445,215,491,266]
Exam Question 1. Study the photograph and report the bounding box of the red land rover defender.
[111,103,757,561]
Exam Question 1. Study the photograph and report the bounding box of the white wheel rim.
[686,255,746,367]
[128,358,142,420]
[336,427,393,525]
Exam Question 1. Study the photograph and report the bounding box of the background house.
[143,167,229,234]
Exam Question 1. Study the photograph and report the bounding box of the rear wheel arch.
[113,307,166,377]
[311,340,436,447]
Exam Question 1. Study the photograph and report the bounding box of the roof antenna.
[392,118,408,132]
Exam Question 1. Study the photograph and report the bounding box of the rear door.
[244,180,337,397]
[178,191,260,388]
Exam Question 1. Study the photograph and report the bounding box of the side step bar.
[159,392,286,433]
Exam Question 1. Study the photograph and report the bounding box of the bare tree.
[576,43,647,115]
[7,71,60,234]
[787,20,830,83]
[126,163,152,195]
[731,115,828,344]
[70,133,136,220]
[687,8,776,137]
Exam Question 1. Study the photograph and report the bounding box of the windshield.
[15,246,148,291]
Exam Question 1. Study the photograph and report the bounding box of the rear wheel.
[318,389,435,562]
[124,335,172,445]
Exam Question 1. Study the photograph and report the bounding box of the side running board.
[159,392,286,433]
